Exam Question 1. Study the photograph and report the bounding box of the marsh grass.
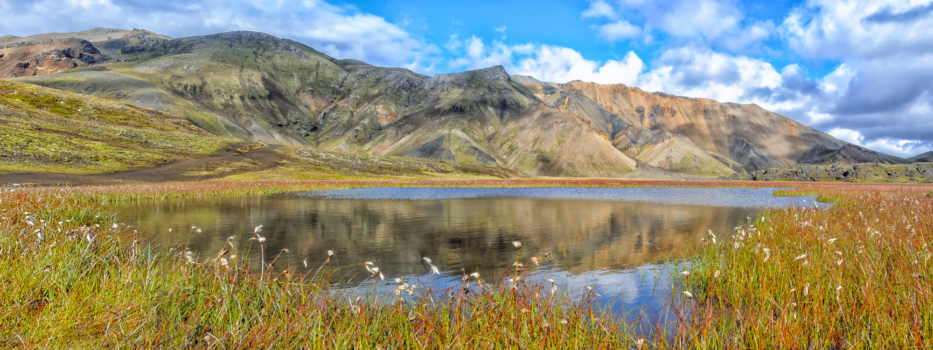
[683,183,933,347]
[0,183,645,348]
[2,180,932,348]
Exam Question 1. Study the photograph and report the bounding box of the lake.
[116,187,825,317]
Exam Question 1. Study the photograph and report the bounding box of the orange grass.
[683,182,933,348]
[2,179,932,348]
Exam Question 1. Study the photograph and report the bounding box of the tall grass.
[683,183,933,347]
[2,180,932,348]
[0,184,639,348]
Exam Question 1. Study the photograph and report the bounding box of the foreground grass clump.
[686,183,933,347]
[0,182,645,348]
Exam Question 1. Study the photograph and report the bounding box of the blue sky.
[1,0,932,157]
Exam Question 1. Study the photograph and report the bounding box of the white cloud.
[596,20,642,41]
[820,63,856,94]
[828,128,930,158]
[445,34,462,52]
[446,36,643,86]
[714,20,774,53]
[449,36,515,69]
[582,0,617,19]
[494,26,507,33]
[652,0,742,39]
[586,0,772,52]
[636,46,782,104]
[781,0,933,60]
[515,48,644,85]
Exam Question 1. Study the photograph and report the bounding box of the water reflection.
[116,187,819,317]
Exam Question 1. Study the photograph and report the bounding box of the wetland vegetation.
[1,179,931,348]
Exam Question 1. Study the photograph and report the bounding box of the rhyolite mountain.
[0,28,920,177]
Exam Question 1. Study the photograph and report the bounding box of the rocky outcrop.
[729,136,782,171]
[0,39,109,77]
[798,144,910,165]
[559,81,848,170]
[424,65,511,91]
[721,162,933,183]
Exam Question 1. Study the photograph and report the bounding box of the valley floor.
[0,144,717,185]
[0,143,286,185]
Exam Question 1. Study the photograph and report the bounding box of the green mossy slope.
[0,80,231,174]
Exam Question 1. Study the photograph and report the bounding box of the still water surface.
[117,187,823,316]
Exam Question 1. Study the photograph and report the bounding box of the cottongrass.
[0,190,640,348]
[3,179,932,348]
[682,182,933,348]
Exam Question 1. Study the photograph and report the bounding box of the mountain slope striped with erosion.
[0,28,921,178]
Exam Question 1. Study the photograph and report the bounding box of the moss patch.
[0,80,232,174]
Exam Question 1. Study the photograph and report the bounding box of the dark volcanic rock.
[798,143,910,165]
[721,162,933,183]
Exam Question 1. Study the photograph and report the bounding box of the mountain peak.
[424,65,511,90]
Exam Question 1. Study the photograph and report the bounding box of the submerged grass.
[2,179,932,348]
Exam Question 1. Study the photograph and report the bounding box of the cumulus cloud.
[0,0,430,69]
[648,0,742,39]
[582,0,773,52]
[829,128,931,158]
[596,20,642,41]
[446,36,643,86]
[781,0,933,59]
[636,46,782,104]
[582,0,617,19]
[865,2,933,23]
[773,0,933,156]
[515,48,644,85]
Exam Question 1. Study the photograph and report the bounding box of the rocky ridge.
[721,163,933,183]
[1,28,924,178]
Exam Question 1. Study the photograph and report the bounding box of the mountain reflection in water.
[116,187,821,315]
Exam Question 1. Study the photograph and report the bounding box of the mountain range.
[1,28,925,178]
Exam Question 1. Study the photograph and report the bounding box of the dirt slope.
[560,81,847,169]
